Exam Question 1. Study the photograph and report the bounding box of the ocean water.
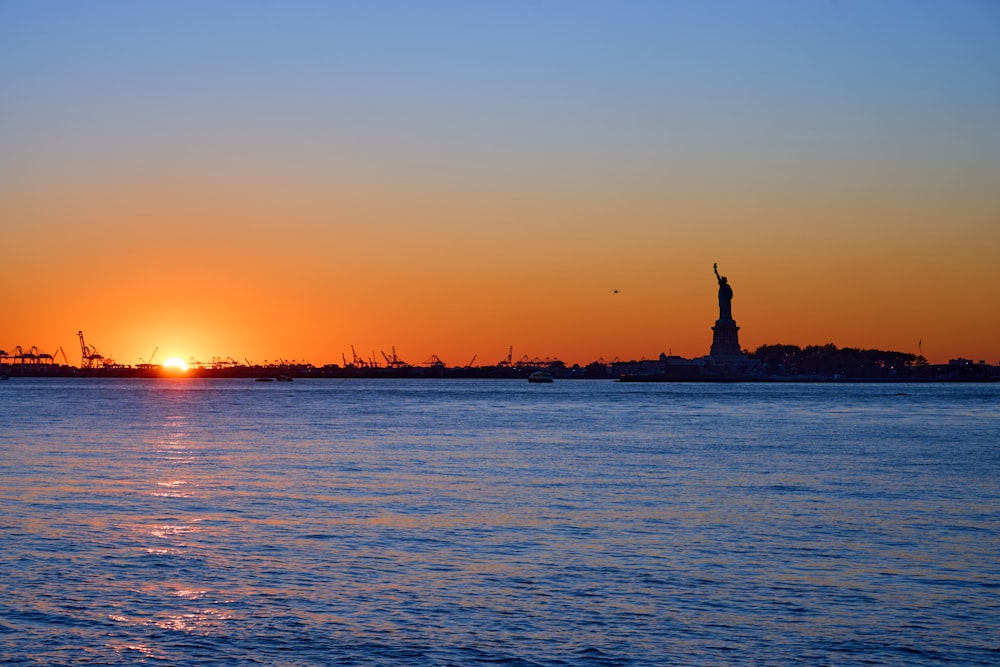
[0,378,998,666]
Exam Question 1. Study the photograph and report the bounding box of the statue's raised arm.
[714,262,722,284]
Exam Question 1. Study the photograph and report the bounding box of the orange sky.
[3,2,999,367]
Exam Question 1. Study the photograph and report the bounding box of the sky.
[2,0,999,367]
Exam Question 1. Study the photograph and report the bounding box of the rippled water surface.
[1,379,998,665]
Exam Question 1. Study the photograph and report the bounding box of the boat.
[275,375,293,382]
[528,371,553,383]
[255,377,275,382]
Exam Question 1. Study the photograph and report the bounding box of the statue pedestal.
[710,319,743,358]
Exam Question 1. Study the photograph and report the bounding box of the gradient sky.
[2,0,999,367]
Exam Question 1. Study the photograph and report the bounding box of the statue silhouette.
[714,263,733,321]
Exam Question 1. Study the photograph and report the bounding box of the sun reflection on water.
[121,407,241,648]
[152,479,192,498]
[153,607,235,633]
[109,642,166,660]
[148,523,197,541]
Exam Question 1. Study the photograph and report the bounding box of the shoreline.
[2,364,996,383]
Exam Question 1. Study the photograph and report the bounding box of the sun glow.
[162,357,189,372]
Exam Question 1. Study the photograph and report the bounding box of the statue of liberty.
[714,263,733,322]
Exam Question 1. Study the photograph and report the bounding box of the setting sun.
[162,357,189,372]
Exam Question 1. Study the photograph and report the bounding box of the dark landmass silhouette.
[1,342,996,382]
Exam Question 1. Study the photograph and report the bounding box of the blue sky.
[5,0,997,183]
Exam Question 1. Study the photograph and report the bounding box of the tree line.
[752,343,927,379]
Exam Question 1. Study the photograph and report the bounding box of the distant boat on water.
[528,371,553,383]
[255,375,292,382]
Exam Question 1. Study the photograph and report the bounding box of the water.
[1,379,998,666]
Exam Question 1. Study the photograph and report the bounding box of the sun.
[162,357,189,372]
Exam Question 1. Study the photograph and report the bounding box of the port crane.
[5,345,64,365]
[77,330,106,369]
[14,346,38,364]
[380,346,407,369]
[422,354,446,368]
